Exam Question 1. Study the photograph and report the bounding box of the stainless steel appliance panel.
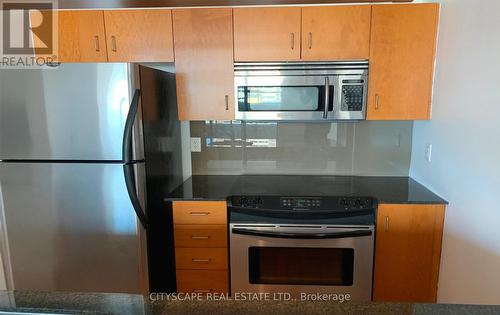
[234,61,368,121]
[0,63,131,161]
[0,162,143,293]
[230,224,374,301]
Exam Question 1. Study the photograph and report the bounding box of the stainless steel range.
[229,195,376,301]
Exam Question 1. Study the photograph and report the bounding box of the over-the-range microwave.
[234,61,368,121]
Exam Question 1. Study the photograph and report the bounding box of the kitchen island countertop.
[1,291,498,315]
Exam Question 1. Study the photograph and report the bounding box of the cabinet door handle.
[93,36,100,52]
[111,36,117,52]
[189,211,210,216]
[191,236,210,240]
[192,258,211,263]
[308,32,313,49]
[290,33,295,50]
[384,216,390,232]
[225,95,229,111]
[323,77,329,119]
[375,94,380,110]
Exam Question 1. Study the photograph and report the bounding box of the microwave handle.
[323,77,329,119]
[231,228,372,239]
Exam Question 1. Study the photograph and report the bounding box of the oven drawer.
[176,248,228,270]
[174,225,227,248]
[176,270,229,294]
[173,201,227,225]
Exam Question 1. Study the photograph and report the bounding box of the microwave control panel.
[341,84,365,111]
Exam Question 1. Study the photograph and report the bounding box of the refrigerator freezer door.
[0,163,145,293]
[0,64,131,161]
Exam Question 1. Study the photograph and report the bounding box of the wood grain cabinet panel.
[173,200,229,293]
[367,4,440,120]
[174,225,227,248]
[173,8,235,120]
[172,201,227,225]
[301,5,371,60]
[373,203,445,302]
[176,270,229,294]
[233,7,301,61]
[103,9,174,62]
[32,10,108,62]
[175,248,228,270]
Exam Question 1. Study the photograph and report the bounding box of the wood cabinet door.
[103,10,174,62]
[367,4,439,120]
[373,204,445,302]
[173,9,235,120]
[233,7,301,61]
[301,5,371,60]
[32,10,107,62]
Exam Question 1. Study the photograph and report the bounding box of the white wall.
[410,0,500,304]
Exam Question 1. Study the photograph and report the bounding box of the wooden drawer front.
[172,201,227,225]
[176,270,228,294]
[174,225,227,248]
[176,248,227,270]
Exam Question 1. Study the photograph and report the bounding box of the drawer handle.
[190,211,210,216]
[191,236,210,240]
[192,258,211,263]
[193,289,212,294]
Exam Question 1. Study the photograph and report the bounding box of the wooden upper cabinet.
[173,9,235,121]
[302,5,371,60]
[31,10,107,62]
[103,10,174,62]
[233,7,301,61]
[373,204,445,303]
[367,4,440,120]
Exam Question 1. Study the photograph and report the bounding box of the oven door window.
[238,86,332,112]
[248,247,354,286]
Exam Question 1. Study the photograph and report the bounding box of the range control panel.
[281,197,322,208]
[230,196,376,211]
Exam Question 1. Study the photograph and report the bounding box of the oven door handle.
[231,228,372,239]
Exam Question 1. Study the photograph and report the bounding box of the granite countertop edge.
[164,197,448,205]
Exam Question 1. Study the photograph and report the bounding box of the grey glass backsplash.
[190,121,413,176]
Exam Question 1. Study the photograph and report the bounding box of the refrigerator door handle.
[123,89,141,163]
[123,163,148,229]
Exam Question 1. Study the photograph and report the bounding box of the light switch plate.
[191,137,202,152]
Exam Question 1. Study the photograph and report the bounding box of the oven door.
[230,224,374,301]
[235,76,334,121]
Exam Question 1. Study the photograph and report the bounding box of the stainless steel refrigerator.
[0,63,183,293]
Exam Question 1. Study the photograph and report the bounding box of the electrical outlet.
[191,137,202,152]
[425,144,432,162]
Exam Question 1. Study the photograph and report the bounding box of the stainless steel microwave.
[234,61,368,121]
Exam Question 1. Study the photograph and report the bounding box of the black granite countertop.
[166,175,448,205]
[1,291,498,315]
